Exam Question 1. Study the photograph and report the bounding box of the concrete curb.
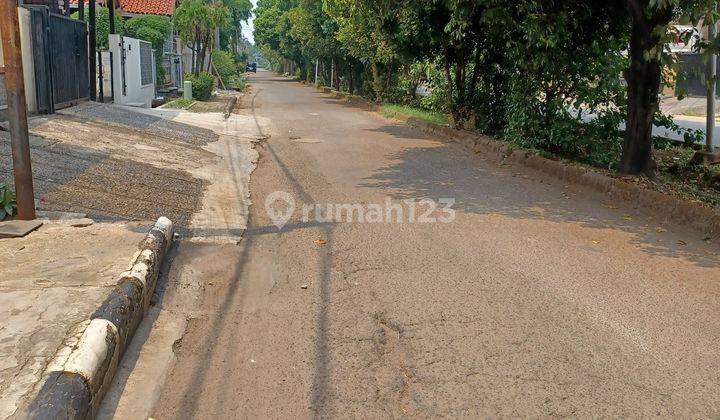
[223,96,238,118]
[312,85,720,237]
[21,217,174,419]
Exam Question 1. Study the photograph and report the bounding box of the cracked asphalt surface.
[151,70,720,418]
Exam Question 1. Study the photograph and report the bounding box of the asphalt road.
[152,70,720,418]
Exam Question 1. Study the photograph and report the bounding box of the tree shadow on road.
[358,133,720,269]
[0,123,206,228]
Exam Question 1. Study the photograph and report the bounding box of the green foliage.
[253,0,720,175]
[227,74,248,91]
[210,50,248,90]
[380,104,449,125]
[185,72,215,100]
[0,181,16,221]
[165,98,194,109]
[125,15,172,84]
[71,7,124,49]
[212,50,237,83]
[125,15,171,50]
[173,0,229,74]
[219,0,253,51]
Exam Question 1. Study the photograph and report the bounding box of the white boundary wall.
[109,34,155,108]
[0,7,37,114]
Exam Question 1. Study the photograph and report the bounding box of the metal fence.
[27,5,89,113]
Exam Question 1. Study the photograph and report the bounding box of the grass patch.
[654,147,720,207]
[164,98,193,109]
[380,103,449,125]
[227,75,248,92]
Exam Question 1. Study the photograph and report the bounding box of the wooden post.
[0,0,36,219]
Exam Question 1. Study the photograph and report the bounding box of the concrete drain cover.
[0,219,43,238]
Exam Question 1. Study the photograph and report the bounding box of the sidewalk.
[660,95,709,116]
[659,95,720,147]
[0,101,234,418]
[0,220,146,418]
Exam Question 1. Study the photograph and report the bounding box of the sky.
[242,0,257,44]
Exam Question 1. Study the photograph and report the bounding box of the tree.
[173,0,229,74]
[501,0,629,163]
[620,0,716,175]
[409,0,486,127]
[125,15,172,84]
[287,0,341,82]
[619,0,675,175]
[324,0,403,101]
[219,0,253,52]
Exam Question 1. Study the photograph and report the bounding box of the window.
[139,41,154,86]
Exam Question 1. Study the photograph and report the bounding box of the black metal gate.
[27,6,89,113]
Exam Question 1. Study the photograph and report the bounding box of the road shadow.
[58,102,218,146]
[364,124,438,141]
[359,141,720,268]
[0,122,206,228]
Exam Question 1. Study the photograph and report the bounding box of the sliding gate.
[27,6,89,113]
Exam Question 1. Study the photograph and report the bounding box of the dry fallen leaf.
[677,240,687,246]
[592,240,600,244]
[314,239,327,245]
[656,227,667,233]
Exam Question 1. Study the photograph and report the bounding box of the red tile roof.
[68,0,174,16]
[119,0,174,16]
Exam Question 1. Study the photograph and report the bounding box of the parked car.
[246,62,257,73]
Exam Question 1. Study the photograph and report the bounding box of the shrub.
[185,72,214,101]
[164,98,193,109]
[227,74,248,91]
[211,51,237,85]
[0,181,16,220]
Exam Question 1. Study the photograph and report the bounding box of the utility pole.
[315,58,319,85]
[694,6,720,164]
[88,0,96,101]
[0,0,36,220]
[707,18,717,152]
[330,57,334,89]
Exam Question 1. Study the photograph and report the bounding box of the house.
[68,0,184,90]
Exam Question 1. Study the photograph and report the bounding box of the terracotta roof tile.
[120,0,174,16]
[69,0,174,16]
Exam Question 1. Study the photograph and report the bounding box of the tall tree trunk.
[371,62,383,102]
[197,35,208,76]
[206,39,213,73]
[194,27,203,75]
[349,63,355,95]
[619,0,673,175]
[443,47,455,120]
[191,45,196,74]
